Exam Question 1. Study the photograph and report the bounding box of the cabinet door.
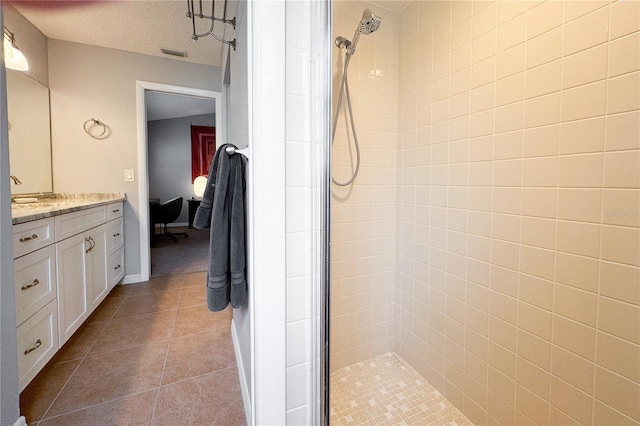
[87,225,108,310]
[56,233,89,346]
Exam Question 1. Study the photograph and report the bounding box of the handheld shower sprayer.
[334,9,381,56]
[332,9,382,187]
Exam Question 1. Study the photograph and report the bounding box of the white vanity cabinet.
[55,203,123,346]
[13,218,58,392]
[12,199,125,391]
[56,223,108,345]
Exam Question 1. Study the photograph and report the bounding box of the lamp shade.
[193,175,208,198]
[4,31,28,71]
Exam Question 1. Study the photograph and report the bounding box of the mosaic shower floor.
[330,353,474,425]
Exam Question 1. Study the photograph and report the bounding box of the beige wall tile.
[490,316,517,352]
[520,245,555,281]
[601,225,640,267]
[597,331,640,383]
[496,72,525,107]
[549,377,593,425]
[525,92,562,128]
[598,296,640,344]
[519,274,553,311]
[488,366,515,405]
[594,400,639,426]
[471,56,496,89]
[518,329,552,371]
[552,315,596,361]
[516,384,550,425]
[563,44,608,89]
[599,261,640,306]
[609,32,640,78]
[595,366,640,422]
[523,157,558,187]
[605,111,640,152]
[491,265,519,298]
[517,356,550,400]
[563,6,609,56]
[549,406,582,426]
[495,102,525,134]
[497,43,526,79]
[521,188,557,219]
[471,82,496,113]
[526,60,562,98]
[493,188,522,215]
[518,301,552,341]
[558,153,603,188]
[556,220,601,259]
[520,217,556,249]
[497,1,526,24]
[494,131,524,160]
[561,81,607,122]
[551,345,595,394]
[526,0,563,38]
[604,151,640,189]
[497,13,526,52]
[523,124,560,157]
[564,1,608,23]
[492,213,521,243]
[557,188,602,223]
[488,389,515,425]
[607,71,640,114]
[555,252,599,293]
[559,117,605,154]
[610,0,640,40]
[527,27,563,69]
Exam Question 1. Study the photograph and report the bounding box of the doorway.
[135,82,223,282]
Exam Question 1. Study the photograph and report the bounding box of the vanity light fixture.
[3,28,29,71]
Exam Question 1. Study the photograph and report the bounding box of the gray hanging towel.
[193,144,247,311]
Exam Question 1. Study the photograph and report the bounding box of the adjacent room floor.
[20,272,246,425]
[331,353,473,426]
[151,226,209,277]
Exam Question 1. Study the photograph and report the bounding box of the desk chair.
[151,197,188,242]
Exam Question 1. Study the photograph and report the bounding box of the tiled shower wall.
[330,1,400,370]
[395,1,640,425]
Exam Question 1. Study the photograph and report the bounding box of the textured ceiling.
[11,0,230,67]
[145,91,216,121]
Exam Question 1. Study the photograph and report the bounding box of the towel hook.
[83,118,110,139]
[225,144,249,160]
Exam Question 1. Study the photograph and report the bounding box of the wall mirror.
[7,69,53,195]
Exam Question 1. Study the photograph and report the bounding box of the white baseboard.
[232,319,252,426]
[122,274,144,284]
[14,416,27,426]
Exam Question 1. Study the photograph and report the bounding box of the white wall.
[47,40,221,279]
[147,113,215,224]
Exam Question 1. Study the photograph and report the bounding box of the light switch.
[124,169,135,182]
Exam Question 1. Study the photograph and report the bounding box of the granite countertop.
[11,193,126,225]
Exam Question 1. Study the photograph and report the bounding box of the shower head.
[334,8,382,56]
[358,9,382,35]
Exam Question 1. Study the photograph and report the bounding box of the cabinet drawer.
[106,218,124,255]
[106,202,124,221]
[13,217,54,259]
[107,248,125,290]
[15,245,57,326]
[17,299,58,392]
[55,206,107,242]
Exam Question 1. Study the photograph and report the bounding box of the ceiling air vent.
[160,48,187,58]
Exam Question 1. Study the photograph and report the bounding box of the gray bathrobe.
[193,144,247,311]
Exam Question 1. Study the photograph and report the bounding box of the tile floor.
[20,272,246,426]
[330,353,474,426]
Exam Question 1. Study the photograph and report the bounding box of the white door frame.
[135,81,222,282]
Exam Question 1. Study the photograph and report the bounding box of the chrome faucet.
[9,174,22,185]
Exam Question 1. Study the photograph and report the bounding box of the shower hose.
[332,53,361,187]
